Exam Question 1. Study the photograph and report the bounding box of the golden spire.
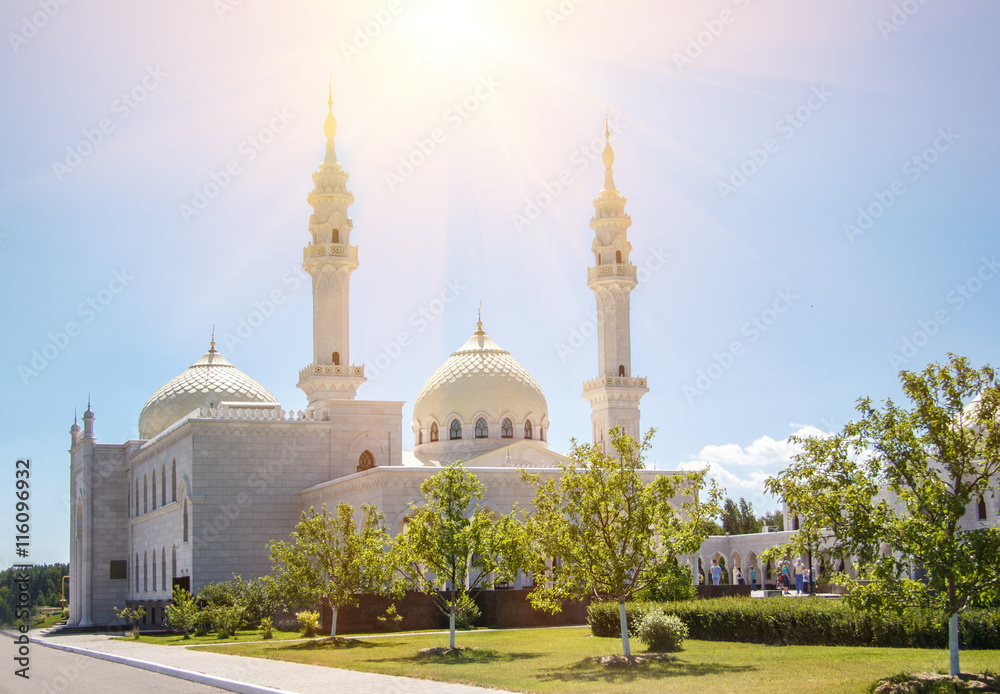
[476,300,483,332]
[210,324,216,351]
[328,75,333,112]
[605,108,610,142]
[601,110,617,192]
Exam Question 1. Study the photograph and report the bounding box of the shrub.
[377,604,404,632]
[638,609,688,652]
[454,593,481,630]
[634,561,696,603]
[586,601,654,638]
[211,604,245,639]
[164,587,199,639]
[260,616,274,640]
[113,605,146,639]
[297,610,320,637]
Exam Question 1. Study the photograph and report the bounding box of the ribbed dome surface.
[138,346,278,440]
[413,326,547,427]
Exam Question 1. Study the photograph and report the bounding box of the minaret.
[582,117,648,450]
[297,85,366,409]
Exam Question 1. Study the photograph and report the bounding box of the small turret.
[70,411,81,448]
[82,397,95,440]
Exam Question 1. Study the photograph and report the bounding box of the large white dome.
[412,323,549,461]
[138,345,278,440]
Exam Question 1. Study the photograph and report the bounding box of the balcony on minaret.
[298,363,365,382]
[588,262,637,284]
[303,243,358,262]
[583,375,648,394]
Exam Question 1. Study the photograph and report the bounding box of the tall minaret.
[297,86,366,409]
[582,118,648,450]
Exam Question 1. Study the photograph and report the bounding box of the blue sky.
[2,0,998,565]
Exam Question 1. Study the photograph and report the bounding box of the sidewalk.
[28,630,513,694]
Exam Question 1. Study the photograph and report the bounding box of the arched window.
[501,418,513,438]
[524,420,533,439]
[183,499,189,543]
[152,475,156,510]
[540,426,545,442]
[616,250,622,263]
[430,422,439,442]
[475,418,488,438]
[792,515,800,531]
[450,420,462,440]
[171,460,176,502]
[152,549,157,591]
[357,450,375,472]
[161,465,166,506]
[171,546,177,583]
[332,351,340,366]
[143,475,148,514]
[135,553,139,592]
[143,552,148,592]
[618,364,625,377]
[135,479,139,516]
[418,430,423,444]
[978,495,988,521]
[162,548,166,593]
[332,228,339,243]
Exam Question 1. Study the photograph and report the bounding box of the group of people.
[707,558,815,595]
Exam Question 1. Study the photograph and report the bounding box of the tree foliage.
[395,462,527,649]
[164,586,198,638]
[765,355,1000,674]
[721,497,759,535]
[524,427,721,655]
[268,502,397,637]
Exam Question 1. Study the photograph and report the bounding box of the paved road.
[3,639,229,694]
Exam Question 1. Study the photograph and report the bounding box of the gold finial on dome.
[601,109,617,192]
[210,324,216,351]
[324,78,338,144]
[476,300,484,334]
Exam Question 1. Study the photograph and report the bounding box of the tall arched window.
[183,499,189,543]
[135,554,139,592]
[143,475,148,513]
[152,475,157,510]
[162,548,166,593]
[430,422,439,442]
[135,479,139,516]
[418,430,423,444]
[475,418,488,438]
[171,546,177,583]
[616,250,622,263]
[524,420,533,440]
[332,228,339,243]
[171,460,176,502]
[450,419,463,440]
[152,548,157,591]
[618,364,625,377]
[332,351,340,366]
[540,426,545,442]
[143,552,148,592]
[357,450,375,472]
[978,495,988,521]
[501,418,513,438]
[161,465,166,506]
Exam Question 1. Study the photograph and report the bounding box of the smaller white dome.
[138,346,278,440]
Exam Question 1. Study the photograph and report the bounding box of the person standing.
[749,565,757,590]
[781,561,792,595]
[794,559,805,594]
[736,567,744,585]
[710,559,722,585]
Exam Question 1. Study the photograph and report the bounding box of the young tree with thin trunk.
[768,355,1000,675]
[395,462,527,650]
[524,427,721,657]
[268,503,397,638]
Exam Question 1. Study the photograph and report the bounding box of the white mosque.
[66,95,672,628]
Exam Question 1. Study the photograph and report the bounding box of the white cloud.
[675,425,830,513]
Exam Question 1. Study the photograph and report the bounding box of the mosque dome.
[412,321,549,460]
[138,344,278,440]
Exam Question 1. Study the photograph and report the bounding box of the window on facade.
[618,364,625,377]
[332,351,340,366]
[332,228,339,243]
[357,450,375,472]
[135,554,139,592]
[172,546,177,582]
[183,499,189,543]
[152,476,156,510]
[430,422,439,442]
[540,427,545,442]
[616,250,622,263]
[171,460,176,502]
[475,418,488,438]
[152,549,157,591]
[501,418,513,438]
[143,475,148,514]
[450,420,462,440]
[524,420,533,439]
[161,465,166,506]
[109,560,127,580]
[978,495,988,521]
[162,549,166,591]
[418,430,423,444]
[143,552,148,592]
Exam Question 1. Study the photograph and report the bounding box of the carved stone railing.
[298,363,365,381]
[587,263,636,283]
[582,375,648,392]
[304,243,358,262]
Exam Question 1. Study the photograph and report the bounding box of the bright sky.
[2,0,998,565]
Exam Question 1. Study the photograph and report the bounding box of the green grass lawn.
[194,626,1000,694]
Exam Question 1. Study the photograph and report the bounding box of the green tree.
[766,355,1000,675]
[759,508,784,531]
[524,427,721,656]
[114,605,145,638]
[164,586,199,638]
[721,497,760,535]
[268,502,397,637]
[395,462,527,650]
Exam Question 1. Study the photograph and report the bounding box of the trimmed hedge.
[587,598,1000,649]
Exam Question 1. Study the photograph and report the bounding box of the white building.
[67,99,662,628]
